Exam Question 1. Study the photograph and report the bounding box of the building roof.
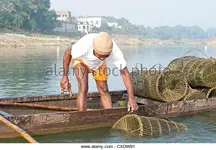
[56,11,71,15]
[77,16,102,18]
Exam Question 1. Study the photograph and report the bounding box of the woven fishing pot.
[187,58,215,87]
[161,70,188,101]
[131,70,188,102]
[200,62,216,87]
[183,58,205,85]
[206,87,216,99]
[112,114,188,136]
[168,56,216,88]
[167,56,198,71]
[130,70,151,99]
[143,70,164,101]
[183,88,206,101]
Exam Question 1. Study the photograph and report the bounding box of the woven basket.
[143,71,164,100]
[167,56,216,88]
[131,70,188,102]
[168,56,197,71]
[130,70,152,99]
[161,70,188,101]
[206,87,216,98]
[112,114,188,136]
[183,88,206,101]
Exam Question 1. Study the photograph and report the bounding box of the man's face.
[93,50,111,61]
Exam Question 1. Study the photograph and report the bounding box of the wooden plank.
[134,96,161,105]
[137,98,216,118]
[0,90,126,103]
[0,102,78,111]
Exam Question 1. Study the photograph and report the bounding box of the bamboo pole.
[0,102,78,111]
[0,114,38,143]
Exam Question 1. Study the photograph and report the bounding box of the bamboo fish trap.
[112,114,188,136]
[131,69,188,102]
[167,56,216,88]
[183,88,206,101]
[206,87,216,99]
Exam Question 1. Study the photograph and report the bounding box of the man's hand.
[127,99,138,112]
[120,67,138,112]
[60,76,70,90]
[61,47,72,95]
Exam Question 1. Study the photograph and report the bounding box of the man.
[60,32,138,112]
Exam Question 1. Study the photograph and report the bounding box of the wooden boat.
[0,90,216,139]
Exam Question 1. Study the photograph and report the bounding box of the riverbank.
[0,33,77,48]
[0,33,216,48]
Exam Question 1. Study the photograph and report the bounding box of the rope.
[60,83,72,96]
[183,48,209,58]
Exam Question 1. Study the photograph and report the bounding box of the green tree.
[0,0,60,33]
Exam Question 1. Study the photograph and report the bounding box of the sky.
[50,0,216,30]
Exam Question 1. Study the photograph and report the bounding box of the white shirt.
[71,33,127,70]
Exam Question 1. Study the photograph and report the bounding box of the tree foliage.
[0,0,60,33]
[1,1,216,39]
[94,17,216,40]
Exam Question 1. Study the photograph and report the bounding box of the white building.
[107,22,122,29]
[56,11,72,22]
[55,11,77,33]
[77,22,91,34]
[77,16,103,33]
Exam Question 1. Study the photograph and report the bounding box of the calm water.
[1,110,216,143]
[0,44,216,143]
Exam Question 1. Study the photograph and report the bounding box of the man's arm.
[61,34,91,89]
[60,47,72,89]
[109,40,138,111]
[63,47,72,76]
[120,67,138,112]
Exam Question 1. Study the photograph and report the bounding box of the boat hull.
[0,90,216,139]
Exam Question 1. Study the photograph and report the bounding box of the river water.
[0,44,216,143]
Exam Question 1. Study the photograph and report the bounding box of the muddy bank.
[0,33,77,48]
[111,34,211,45]
[0,33,215,48]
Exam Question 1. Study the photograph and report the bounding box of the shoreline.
[0,33,216,48]
[0,33,77,48]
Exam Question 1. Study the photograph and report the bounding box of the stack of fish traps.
[131,55,216,101]
[167,56,216,99]
[112,114,188,137]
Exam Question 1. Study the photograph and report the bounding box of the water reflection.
[0,45,216,98]
[0,45,216,143]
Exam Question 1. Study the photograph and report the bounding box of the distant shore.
[0,33,216,48]
[0,33,77,48]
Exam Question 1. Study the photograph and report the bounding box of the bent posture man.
[60,32,138,112]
